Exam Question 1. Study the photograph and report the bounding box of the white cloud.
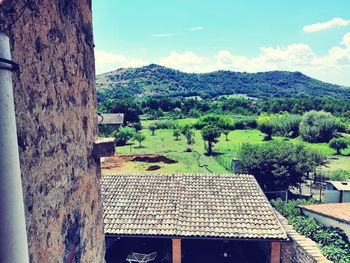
[152,33,174,37]
[155,32,350,85]
[303,17,349,32]
[188,26,204,31]
[95,50,148,74]
[95,32,350,85]
[159,50,204,72]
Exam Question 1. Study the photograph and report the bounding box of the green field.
[114,122,350,175]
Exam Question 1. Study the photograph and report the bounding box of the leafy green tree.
[329,138,349,155]
[257,114,277,140]
[113,127,136,146]
[180,125,195,144]
[173,129,181,140]
[259,122,274,141]
[148,123,157,135]
[201,125,222,155]
[103,99,141,124]
[300,111,338,143]
[238,141,327,191]
[194,114,234,130]
[223,129,230,141]
[133,132,146,147]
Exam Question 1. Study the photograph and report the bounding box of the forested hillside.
[96,64,350,103]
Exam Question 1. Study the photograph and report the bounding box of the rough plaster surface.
[0,0,105,262]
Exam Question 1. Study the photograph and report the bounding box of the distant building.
[324,180,350,203]
[299,203,350,240]
[98,113,124,134]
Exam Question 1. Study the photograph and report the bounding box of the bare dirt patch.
[101,154,177,174]
[132,155,177,164]
[146,165,161,171]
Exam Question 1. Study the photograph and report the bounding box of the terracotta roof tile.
[101,173,288,240]
[300,203,350,224]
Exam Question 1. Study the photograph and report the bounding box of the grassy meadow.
[114,119,350,175]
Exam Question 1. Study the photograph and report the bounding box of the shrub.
[272,198,350,262]
[329,137,349,155]
[300,111,338,143]
[133,132,146,147]
[194,114,234,130]
[233,116,257,129]
[327,170,350,181]
[113,127,136,146]
[271,114,301,138]
[154,120,178,129]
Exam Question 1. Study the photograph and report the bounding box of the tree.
[173,129,181,140]
[181,125,195,144]
[329,138,349,155]
[259,122,274,141]
[238,141,327,191]
[257,114,277,141]
[133,132,146,147]
[223,129,230,141]
[148,123,157,135]
[299,111,338,143]
[103,99,141,124]
[112,127,136,146]
[201,125,222,155]
[184,129,195,145]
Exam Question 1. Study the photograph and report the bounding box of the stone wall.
[277,214,330,263]
[0,1,105,262]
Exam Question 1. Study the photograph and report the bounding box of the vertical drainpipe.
[0,31,29,263]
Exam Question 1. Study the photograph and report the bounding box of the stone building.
[0,1,106,262]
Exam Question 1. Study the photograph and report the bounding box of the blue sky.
[92,0,350,86]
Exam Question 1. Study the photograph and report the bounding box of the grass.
[114,121,350,174]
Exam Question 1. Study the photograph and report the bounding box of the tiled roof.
[299,203,350,224]
[101,173,288,240]
[98,113,124,124]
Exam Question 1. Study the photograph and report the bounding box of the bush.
[300,111,338,143]
[271,198,315,219]
[271,114,301,138]
[329,137,349,155]
[154,120,178,129]
[272,198,350,262]
[194,114,234,130]
[327,170,350,181]
[113,127,136,146]
[234,117,257,129]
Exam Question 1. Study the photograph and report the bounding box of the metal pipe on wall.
[0,31,29,263]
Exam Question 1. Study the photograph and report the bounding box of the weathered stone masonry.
[0,1,105,262]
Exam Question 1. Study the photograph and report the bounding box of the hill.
[96,64,350,103]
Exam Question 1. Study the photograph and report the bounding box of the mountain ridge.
[96,64,350,102]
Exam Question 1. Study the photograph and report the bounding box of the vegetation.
[173,129,181,140]
[201,125,222,155]
[329,137,349,155]
[148,123,157,135]
[272,199,350,262]
[113,127,136,146]
[96,64,350,102]
[133,133,146,147]
[300,111,338,143]
[239,141,327,191]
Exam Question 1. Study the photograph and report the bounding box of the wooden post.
[271,242,281,263]
[172,239,181,263]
